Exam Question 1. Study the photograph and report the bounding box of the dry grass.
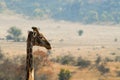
[0,17,120,80]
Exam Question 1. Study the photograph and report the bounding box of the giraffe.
[26,27,51,80]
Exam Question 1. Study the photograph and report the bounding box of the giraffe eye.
[42,37,45,40]
[41,37,43,39]
[39,36,45,40]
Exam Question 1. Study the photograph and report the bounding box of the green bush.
[95,56,102,66]
[50,56,61,63]
[115,56,120,62]
[60,55,75,65]
[76,57,91,68]
[97,65,110,75]
[58,69,71,80]
[104,57,113,62]
[53,55,75,65]
[110,52,116,55]
[0,47,4,60]
[78,30,84,36]
[116,70,120,77]
[114,38,118,42]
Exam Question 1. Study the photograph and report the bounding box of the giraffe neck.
[26,32,34,80]
[27,42,33,55]
[27,31,34,55]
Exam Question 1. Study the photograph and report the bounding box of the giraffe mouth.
[46,46,51,50]
[43,41,51,49]
[36,44,51,50]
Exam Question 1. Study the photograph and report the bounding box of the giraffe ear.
[32,26,40,35]
[32,27,38,31]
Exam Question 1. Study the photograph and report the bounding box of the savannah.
[0,0,120,80]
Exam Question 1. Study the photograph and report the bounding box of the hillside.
[0,0,120,24]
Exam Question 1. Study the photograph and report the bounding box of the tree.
[78,30,84,36]
[7,26,22,42]
[6,35,13,41]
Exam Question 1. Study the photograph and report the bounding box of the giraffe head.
[31,27,51,50]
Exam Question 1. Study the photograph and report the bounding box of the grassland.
[0,14,120,80]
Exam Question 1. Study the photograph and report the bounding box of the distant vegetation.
[51,55,91,68]
[78,30,84,36]
[76,57,91,68]
[54,55,75,65]
[116,70,120,77]
[97,64,110,75]
[115,56,120,62]
[6,26,25,42]
[0,47,4,59]
[0,0,120,24]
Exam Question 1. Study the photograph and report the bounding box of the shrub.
[0,47,4,60]
[51,55,75,65]
[0,49,54,80]
[33,50,54,80]
[115,56,120,62]
[95,56,102,66]
[116,70,120,77]
[114,38,118,42]
[50,56,61,63]
[6,35,13,40]
[58,69,71,80]
[101,46,105,48]
[0,53,26,80]
[110,52,116,55]
[104,57,113,62]
[59,39,64,42]
[0,58,25,80]
[76,57,91,68]
[33,50,51,67]
[60,55,75,65]
[97,64,110,75]
[78,30,84,36]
